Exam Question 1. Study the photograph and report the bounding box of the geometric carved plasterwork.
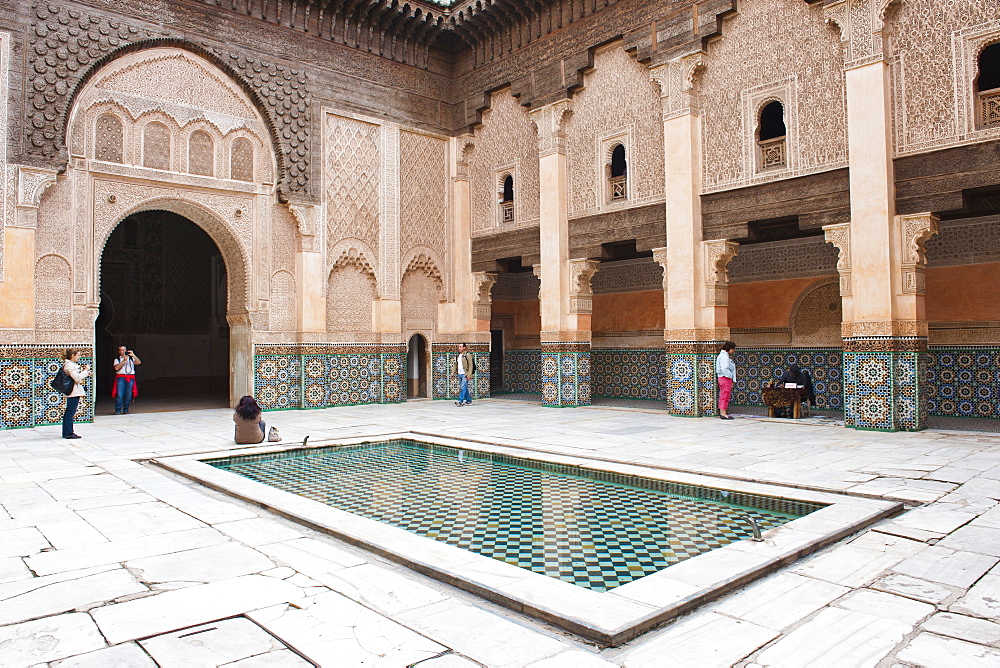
[591,257,664,295]
[567,258,600,315]
[729,236,841,285]
[699,0,846,193]
[472,271,497,321]
[566,45,664,217]
[790,279,843,347]
[892,12,1000,155]
[324,113,380,272]
[492,271,540,301]
[470,90,539,235]
[400,130,448,289]
[24,3,308,197]
[327,263,376,335]
[0,30,7,278]
[925,216,1000,267]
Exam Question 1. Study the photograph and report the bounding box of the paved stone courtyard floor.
[1,398,998,667]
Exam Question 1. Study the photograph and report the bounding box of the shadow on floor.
[95,392,230,415]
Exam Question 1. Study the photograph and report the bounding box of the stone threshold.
[153,432,902,646]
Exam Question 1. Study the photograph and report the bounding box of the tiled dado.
[926,347,1000,420]
[733,349,844,411]
[541,342,591,407]
[254,344,405,410]
[591,349,669,401]
[432,346,490,400]
[503,349,541,393]
[0,345,94,429]
[663,342,721,417]
[843,338,927,431]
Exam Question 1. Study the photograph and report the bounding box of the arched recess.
[96,199,253,404]
[59,39,287,189]
[34,255,73,330]
[401,254,444,339]
[789,278,842,347]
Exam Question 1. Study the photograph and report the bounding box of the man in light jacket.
[453,343,477,406]
[716,341,737,420]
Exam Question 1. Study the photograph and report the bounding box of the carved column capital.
[824,0,900,69]
[528,99,573,157]
[649,51,706,120]
[567,258,600,315]
[456,136,475,181]
[651,246,669,310]
[897,212,939,295]
[472,271,497,321]
[823,222,853,296]
[288,203,319,252]
[703,239,739,307]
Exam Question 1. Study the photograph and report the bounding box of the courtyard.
[0,399,998,667]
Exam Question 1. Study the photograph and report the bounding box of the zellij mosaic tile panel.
[209,439,820,592]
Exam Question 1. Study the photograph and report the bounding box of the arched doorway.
[96,210,230,413]
[407,333,428,398]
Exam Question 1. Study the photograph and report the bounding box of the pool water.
[208,440,824,591]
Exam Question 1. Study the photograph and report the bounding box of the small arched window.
[143,122,170,171]
[188,130,214,177]
[609,144,627,201]
[230,137,254,182]
[757,100,787,170]
[976,42,1000,128]
[499,174,514,224]
[95,114,124,163]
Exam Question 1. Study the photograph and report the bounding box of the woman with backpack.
[61,349,91,439]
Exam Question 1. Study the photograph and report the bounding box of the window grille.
[500,201,515,224]
[609,175,627,201]
[981,89,1000,128]
[758,136,787,170]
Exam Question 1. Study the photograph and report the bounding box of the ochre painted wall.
[728,277,830,328]
[926,263,1000,323]
[492,299,541,336]
[592,291,664,332]
[0,228,36,329]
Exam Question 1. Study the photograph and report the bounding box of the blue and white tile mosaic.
[0,346,94,430]
[732,349,843,410]
[432,350,490,400]
[926,348,1000,420]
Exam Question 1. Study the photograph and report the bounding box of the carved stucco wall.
[324,113,381,274]
[890,7,1000,155]
[790,279,842,347]
[469,90,539,235]
[401,268,442,337]
[0,31,9,279]
[729,237,840,283]
[400,130,449,287]
[327,265,376,336]
[700,0,847,193]
[566,45,664,217]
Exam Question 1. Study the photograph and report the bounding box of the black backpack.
[50,366,73,396]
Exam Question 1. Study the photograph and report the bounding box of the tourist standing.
[62,349,91,439]
[112,345,141,414]
[453,342,477,406]
[716,341,737,420]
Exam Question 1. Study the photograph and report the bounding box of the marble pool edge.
[151,432,903,646]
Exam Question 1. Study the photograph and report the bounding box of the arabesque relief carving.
[703,239,739,307]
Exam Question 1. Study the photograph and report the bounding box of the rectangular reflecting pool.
[206,439,824,592]
[158,432,902,645]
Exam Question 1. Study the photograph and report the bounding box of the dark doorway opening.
[96,211,230,414]
[407,333,428,398]
[490,329,504,392]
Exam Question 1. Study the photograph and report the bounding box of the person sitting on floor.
[234,395,268,444]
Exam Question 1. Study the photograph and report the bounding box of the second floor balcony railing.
[500,200,514,224]
[980,88,1000,128]
[609,175,627,201]
[758,136,786,170]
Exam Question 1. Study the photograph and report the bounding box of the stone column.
[529,100,592,407]
[825,0,936,430]
[288,204,325,334]
[227,312,254,407]
[650,52,736,417]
